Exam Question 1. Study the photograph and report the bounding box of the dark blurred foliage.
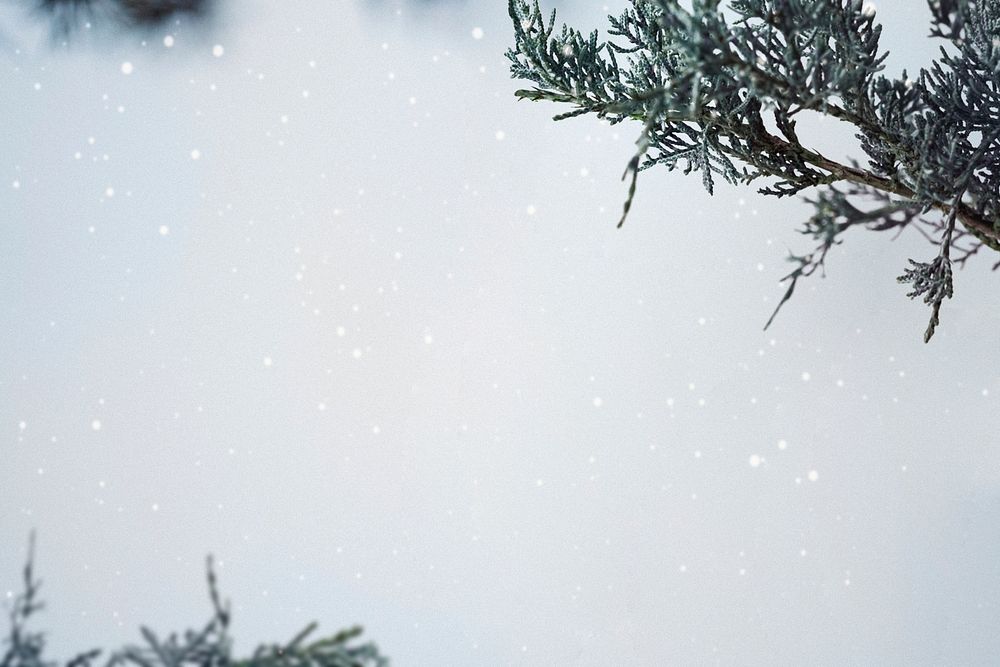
[33,0,213,34]
[31,0,474,39]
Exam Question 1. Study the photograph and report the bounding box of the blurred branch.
[33,0,213,34]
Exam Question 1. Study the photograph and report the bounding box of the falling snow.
[2,4,998,666]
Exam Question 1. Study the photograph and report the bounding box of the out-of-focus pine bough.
[507,0,1000,342]
[33,0,212,33]
[1,534,389,667]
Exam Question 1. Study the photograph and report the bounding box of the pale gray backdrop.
[2,1,1000,665]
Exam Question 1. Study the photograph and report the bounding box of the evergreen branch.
[508,0,1000,342]
[2,536,389,667]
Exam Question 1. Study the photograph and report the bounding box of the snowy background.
[3,0,1000,664]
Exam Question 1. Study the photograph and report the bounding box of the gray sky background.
[2,1,1000,665]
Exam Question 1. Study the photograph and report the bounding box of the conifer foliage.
[507,0,1000,341]
[1,535,388,667]
[34,0,211,32]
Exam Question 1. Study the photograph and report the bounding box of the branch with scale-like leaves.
[507,0,1000,342]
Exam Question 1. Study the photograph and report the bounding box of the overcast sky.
[3,1,1000,665]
